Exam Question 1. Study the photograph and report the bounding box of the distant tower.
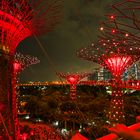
[57,72,90,100]
[0,0,63,139]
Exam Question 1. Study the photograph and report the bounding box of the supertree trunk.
[70,84,77,100]
[12,69,20,140]
[108,83,125,126]
[0,51,15,139]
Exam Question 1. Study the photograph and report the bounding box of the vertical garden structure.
[13,52,40,138]
[98,0,140,124]
[57,72,90,100]
[14,52,40,75]
[77,0,140,126]
[0,0,63,139]
[77,41,140,125]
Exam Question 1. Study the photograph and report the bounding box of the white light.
[53,121,59,126]
[100,27,104,31]
[106,120,110,124]
[25,115,30,119]
[61,128,68,135]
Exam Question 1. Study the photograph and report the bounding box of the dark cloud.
[16,0,115,82]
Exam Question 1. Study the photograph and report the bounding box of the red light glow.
[0,0,63,139]
[0,0,63,53]
[104,55,132,78]
[67,76,79,84]
[57,72,90,99]
[111,29,116,34]
[109,15,115,20]
[14,62,22,73]
[14,53,40,74]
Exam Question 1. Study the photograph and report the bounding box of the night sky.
[16,0,116,82]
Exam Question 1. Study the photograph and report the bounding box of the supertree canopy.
[14,52,40,74]
[78,43,140,80]
[0,0,63,139]
[57,72,90,100]
[13,52,40,139]
[0,0,63,53]
[99,0,140,55]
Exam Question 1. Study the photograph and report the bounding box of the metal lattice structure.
[0,0,63,53]
[0,0,63,139]
[57,72,90,100]
[98,0,140,125]
[13,52,40,140]
[77,41,140,125]
[99,0,140,55]
[14,52,40,74]
[77,0,140,126]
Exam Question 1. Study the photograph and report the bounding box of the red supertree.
[77,41,140,125]
[97,0,140,125]
[77,0,140,126]
[13,52,40,139]
[57,72,90,100]
[0,0,63,139]
[14,52,40,75]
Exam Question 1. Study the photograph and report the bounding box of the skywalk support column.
[109,84,125,125]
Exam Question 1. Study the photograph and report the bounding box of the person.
[108,124,140,140]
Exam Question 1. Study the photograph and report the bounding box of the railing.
[96,122,140,140]
[79,80,140,90]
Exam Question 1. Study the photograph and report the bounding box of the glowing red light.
[112,29,116,34]
[67,76,79,84]
[104,55,132,78]
[14,52,40,74]
[30,130,34,136]
[22,133,27,140]
[0,0,63,53]
[14,62,22,73]
[109,15,115,20]
[58,73,90,99]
